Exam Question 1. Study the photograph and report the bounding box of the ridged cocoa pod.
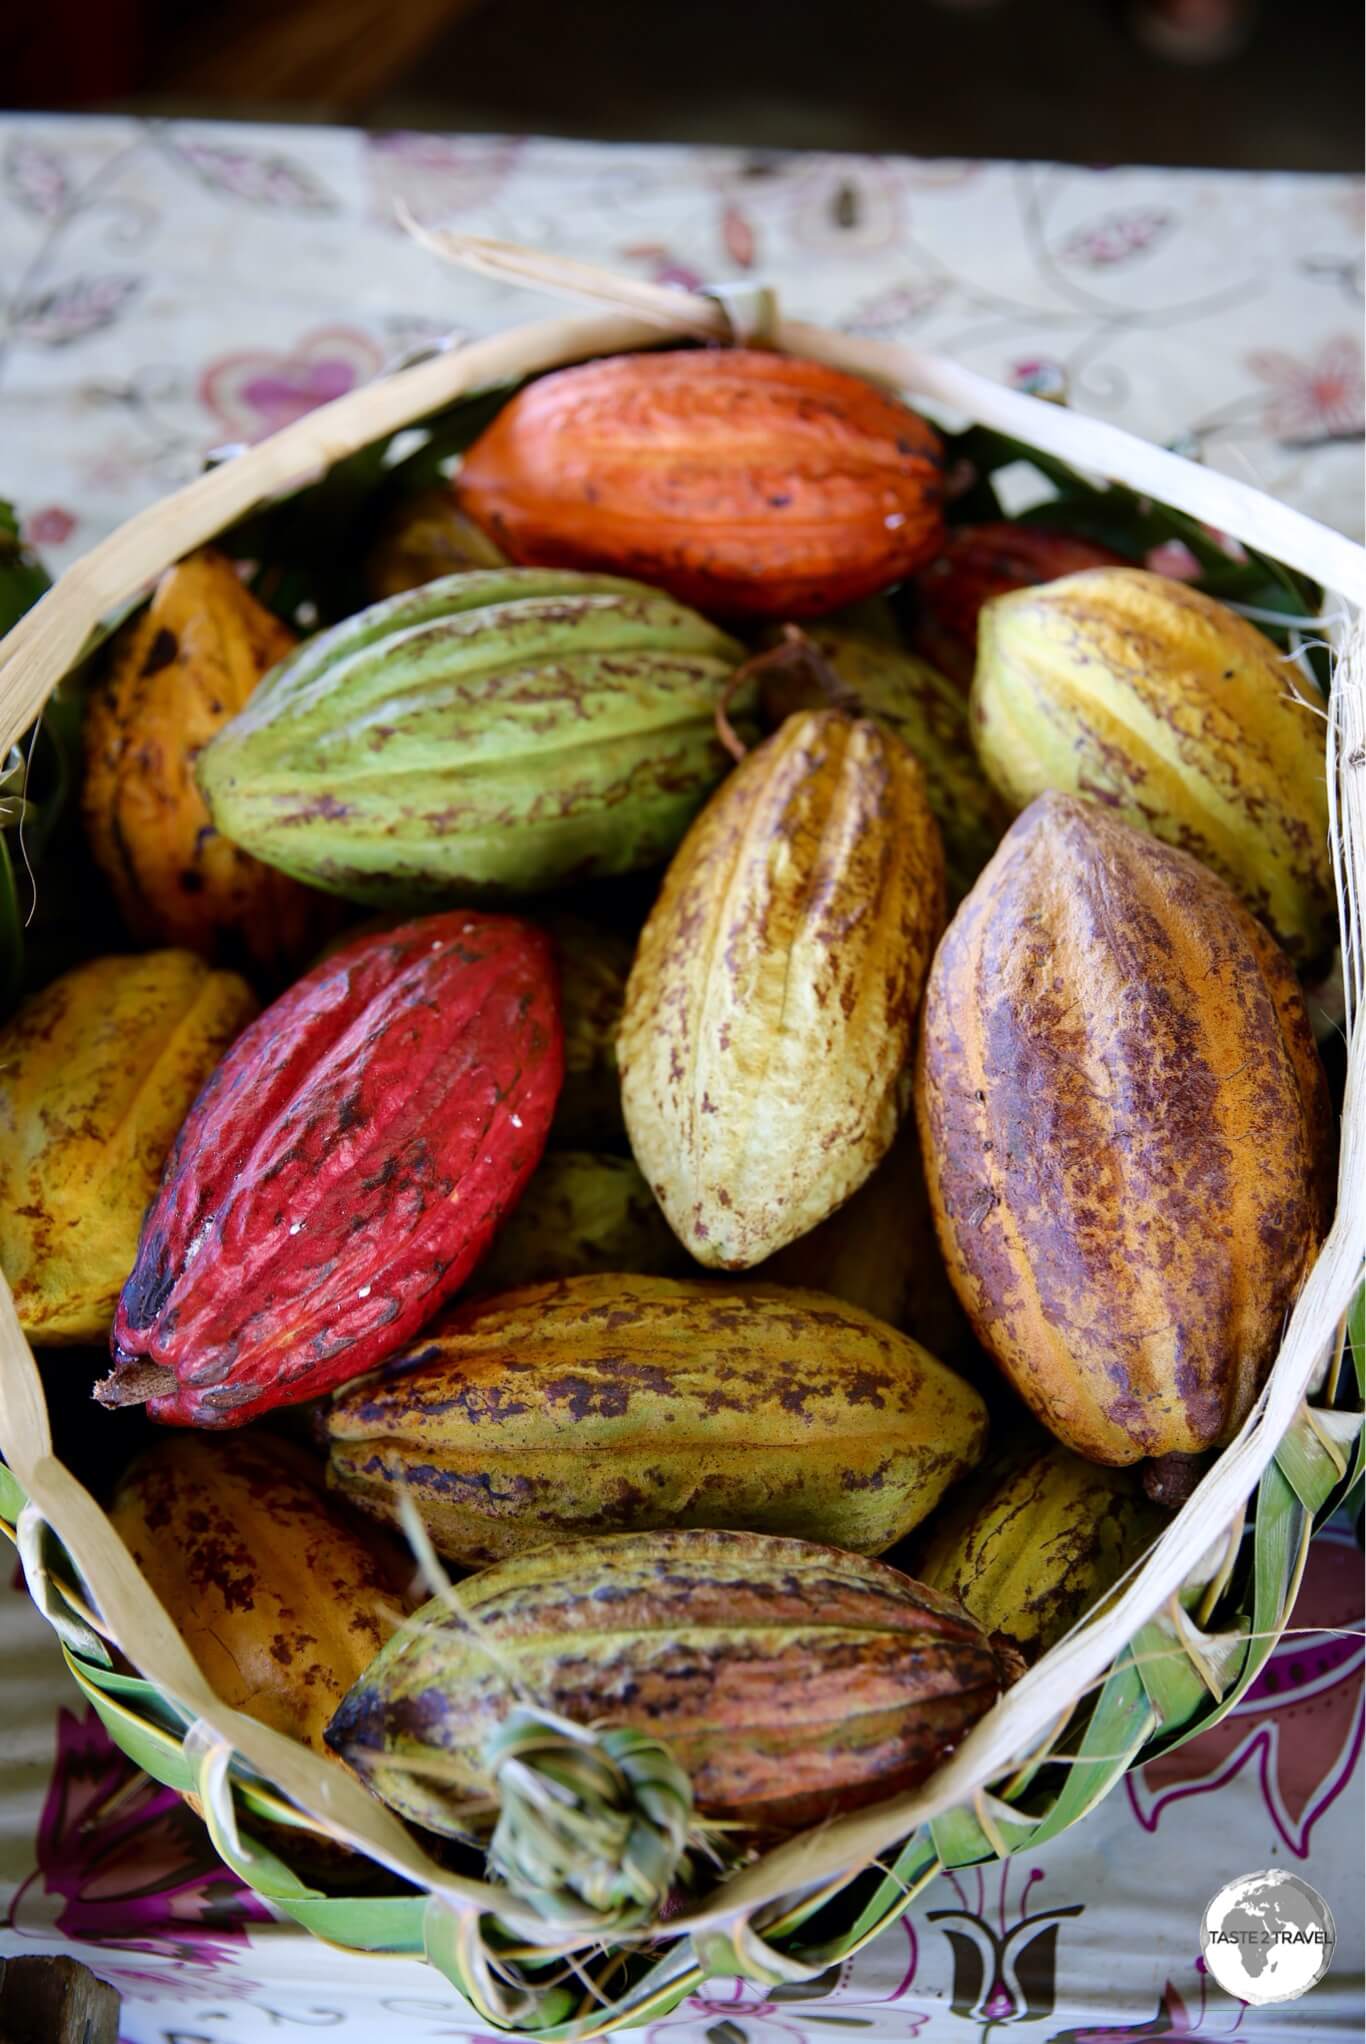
[0,951,257,1343]
[464,1153,690,1296]
[456,350,944,618]
[907,522,1125,689]
[546,913,633,1148]
[756,1122,973,1361]
[325,1529,1013,1835]
[972,567,1334,962]
[619,710,946,1267]
[915,792,1333,1471]
[758,625,1006,901]
[81,551,331,972]
[196,568,746,906]
[364,486,508,598]
[99,912,563,1426]
[111,1433,409,1750]
[325,1274,986,1563]
[916,1439,1162,1662]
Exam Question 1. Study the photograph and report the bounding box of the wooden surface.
[0,1954,121,2044]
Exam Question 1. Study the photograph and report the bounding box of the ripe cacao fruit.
[916,1439,1161,1662]
[915,791,1333,1470]
[971,566,1334,962]
[0,951,257,1343]
[196,568,746,907]
[907,522,1124,689]
[325,1528,1013,1835]
[325,1273,986,1563]
[456,350,945,618]
[757,625,1005,901]
[464,1153,690,1296]
[365,486,508,598]
[81,551,331,971]
[111,1433,409,1750]
[546,912,633,1148]
[756,1122,973,1363]
[98,912,562,1426]
[619,709,945,1267]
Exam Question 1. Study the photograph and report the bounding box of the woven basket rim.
[0,257,1363,2021]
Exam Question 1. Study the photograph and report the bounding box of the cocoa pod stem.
[714,625,861,761]
[94,1361,178,1409]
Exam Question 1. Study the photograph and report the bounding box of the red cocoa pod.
[98,912,563,1427]
[907,523,1125,689]
[456,349,945,618]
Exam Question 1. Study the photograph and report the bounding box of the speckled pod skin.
[324,1274,986,1564]
[196,568,745,906]
[619,710,946,1268]
[0,950,257,1344]
[907,521,1124,690]
[325,1529,1012,1834]
[100,912,562,1426]
[456,350,944,619]
[971,566,1334,962]
[364,486,508,599]
[915,792,1334,1468]
[916,1440,1162,1662]
[545,913,634,1149]
[759,624,1007,902]
[81,551,330,973]
[463,1152,691,1297]
[111,1433,407,1751]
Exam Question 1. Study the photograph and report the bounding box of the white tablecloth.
[0,115,1362,2042]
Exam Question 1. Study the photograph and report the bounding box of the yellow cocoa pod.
[82,549,332,972]
[365,486,508,598]
[757,1121,971,1360]
[972,566,1333,961]
[916,1439,1162,1661]
[111,1433,409,1751]
[326,1273,987,1564]
[619,710,946,1267]
[467,1150,692,1294]
[916,793,1333,1472]
[0,951,257,1342]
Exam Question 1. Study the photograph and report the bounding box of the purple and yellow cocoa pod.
[325,1529,1015,1835]
[915,792,1333,1475]
[325,1274,986,1564]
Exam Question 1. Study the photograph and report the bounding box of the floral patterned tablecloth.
[0,117,1362,2043]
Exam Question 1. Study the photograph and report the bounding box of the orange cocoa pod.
[456,350,944,618]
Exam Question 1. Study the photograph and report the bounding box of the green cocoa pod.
[916,1438,1162,1662]
[760,625,1006,901]
[467,1152,690,1295]
[547,913,633,1148]
[197,569,746,906]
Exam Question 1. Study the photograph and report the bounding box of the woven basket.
[0,239,1363,2039]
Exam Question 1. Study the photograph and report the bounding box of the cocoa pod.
[757,625,1006,901]
[111,1433,409,1750]
[456,350,944,618]
[916,1438,1161,1662]
[81,550,332,972]
[907,521,1125,689]
[99,912,562,1426]
[325,1528,1013,1835]
[971,566,1334,962]
[196,568,746,906]
[915,791,1333,1469]
[756,1122,973,1363]
[464,1153,690,1296]
[325,1273,986,1563]
[546,912,633,1148]
[0,951,257,1343]
[364,486,508,598]
[619,710,946,1268]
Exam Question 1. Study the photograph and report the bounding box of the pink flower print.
[23,505,76,548]
[6,1706,271,1967]
[1060,208,1173,268]
[1245,334,1364,446]
[366,132,522,228]
[198,327,384,445]
[1010,357,1067,401]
